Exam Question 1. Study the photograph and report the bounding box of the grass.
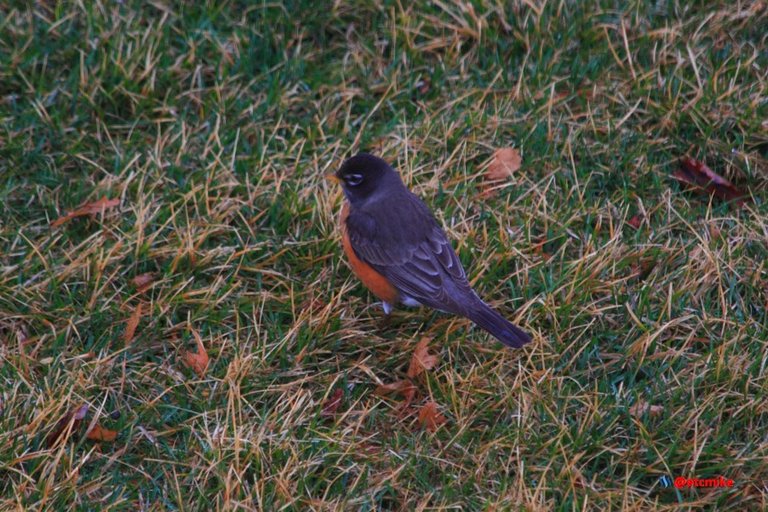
[1,0,767,509]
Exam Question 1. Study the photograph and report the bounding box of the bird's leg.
[375,301,394,330]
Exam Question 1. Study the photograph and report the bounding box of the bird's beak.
[325,173,341,184]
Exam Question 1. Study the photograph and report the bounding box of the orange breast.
[340,201,399,303]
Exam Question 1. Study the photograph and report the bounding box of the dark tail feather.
[468,303,531,348]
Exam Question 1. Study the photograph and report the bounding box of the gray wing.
[345,193,478,315]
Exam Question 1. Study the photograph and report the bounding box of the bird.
[329,152,531,348]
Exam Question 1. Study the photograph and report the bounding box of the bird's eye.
[345,173,364,186]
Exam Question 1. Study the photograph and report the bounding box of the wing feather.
[345,193,476,315]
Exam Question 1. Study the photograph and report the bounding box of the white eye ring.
[345,173,363,186]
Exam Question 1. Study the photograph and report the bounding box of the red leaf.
[407,337,439,379]
[375,380,417,408]
[486,148,522,180]
[320,388,344,418]
[86,423,118,442]
[418,401,447,432]
[131,273,155,293]
[123,303,142,344]
[51,196,120,227]
[481,148,523,198]
[182,329,209,377]
[673,158,748,206]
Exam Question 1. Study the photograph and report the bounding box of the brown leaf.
[486,148,522,181]
[320,388,344,418]
[123,303,142,344]
[50,196,120,227]
[132,273,155,293]
[375,379,417,407]
[418,401,447,432]
[86,423,118,442]
[47,404,89,447]
[627,215,643,229]
[407,337,439,379]
[629,400,663,418]
[183,330,209,377]
[673,158,748,206]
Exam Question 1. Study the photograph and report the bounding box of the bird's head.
[331,153,401,205]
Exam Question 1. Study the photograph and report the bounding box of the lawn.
[1,0,767,510]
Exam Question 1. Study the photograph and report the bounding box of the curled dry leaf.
[320,388,344,418]
[183,330,209,378]
[47,404,89,447]
[123,303,142,344]
[132,273,155,293]
[486,148,522,181]
[375,379,417,407]
[50,196,120,227]
[86,423,118,442]
[407,337,439,379]
[418,401,447,432]
[629,400,663,418]
[673,158,748,206]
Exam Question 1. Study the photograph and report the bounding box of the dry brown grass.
[1,0,767,510]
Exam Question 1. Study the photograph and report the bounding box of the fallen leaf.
[627,215,643,229]
[486,148,522,181]
[183,329,209,377]
[123,303,142,344]
[47,404,89,447]
[86,423,118,442]
[320,388,344,418]
[50,196,120,227]
[375,379,417,407]
[418,401,447,432]
[629,400,663,418]
[407,337,439,379]
[673,158,748,206]
[132,273,155,293]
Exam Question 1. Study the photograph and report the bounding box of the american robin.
[330,153,531,348]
